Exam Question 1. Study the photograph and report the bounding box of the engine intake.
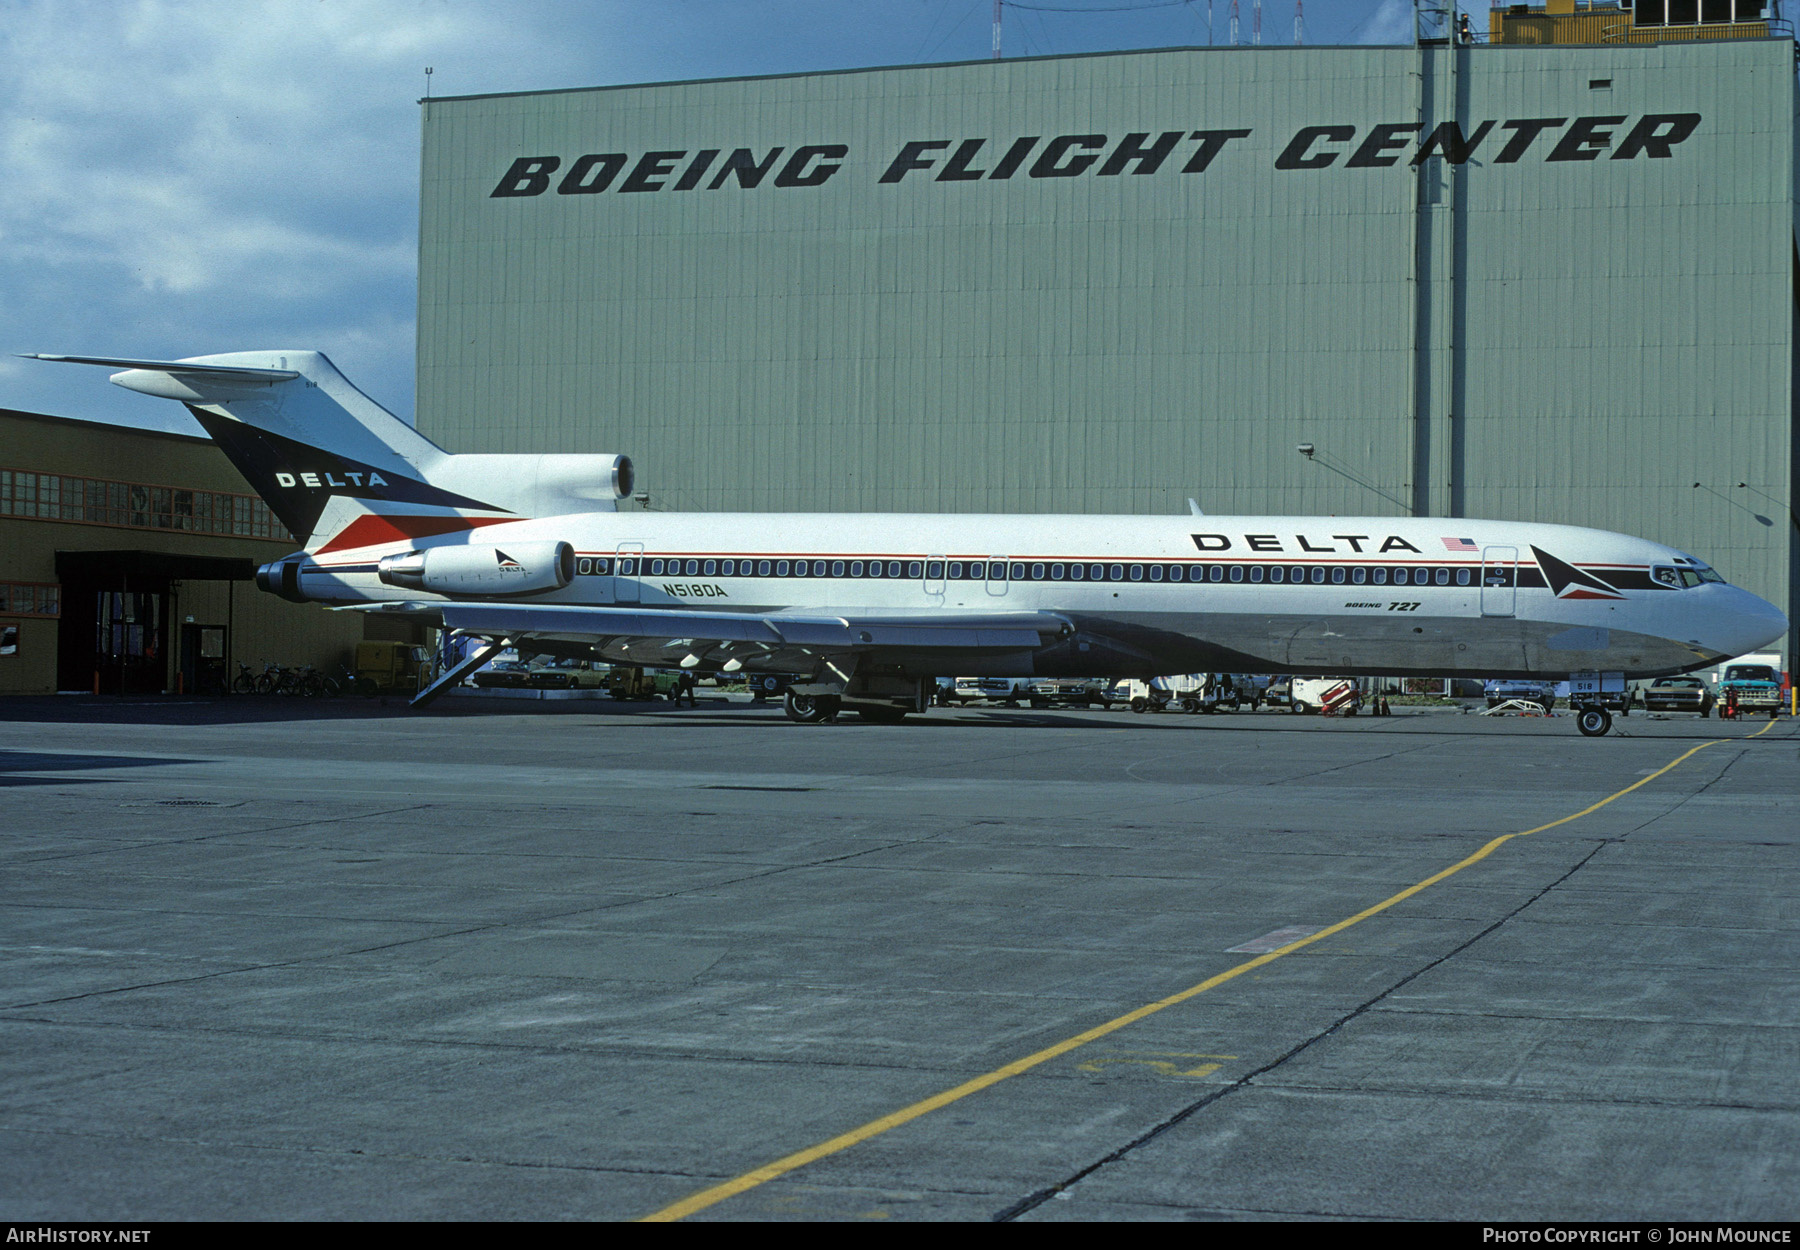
[378,541,575,596]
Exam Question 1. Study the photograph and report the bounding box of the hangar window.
[776,560,790,576]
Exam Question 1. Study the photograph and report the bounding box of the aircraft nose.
[1713,587,1788,658]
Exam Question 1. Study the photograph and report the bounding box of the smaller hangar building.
[0,409,371,696]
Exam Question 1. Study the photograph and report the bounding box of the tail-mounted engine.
[376,541,575,596]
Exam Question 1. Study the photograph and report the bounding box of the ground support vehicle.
[1122,676,1190,713]
[1289,677,1362,716]
[607,666,682,700]
[357,641,428,695]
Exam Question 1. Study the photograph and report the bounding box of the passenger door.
[1481,546,1517,618]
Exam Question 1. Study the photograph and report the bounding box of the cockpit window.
[1694,566,1724,584]
[1653,566,1681,588]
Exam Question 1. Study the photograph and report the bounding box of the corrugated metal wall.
[418,41,1795,658]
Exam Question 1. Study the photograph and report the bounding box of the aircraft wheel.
[1129,697,1149,714]
[784,691,840,724]
[1577,706,1612,737]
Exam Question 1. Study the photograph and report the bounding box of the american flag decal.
[1441,537,1478,552]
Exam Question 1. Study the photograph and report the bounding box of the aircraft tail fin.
[23,351,635,554]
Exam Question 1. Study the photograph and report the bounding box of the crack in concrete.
[992,743,1754,1221]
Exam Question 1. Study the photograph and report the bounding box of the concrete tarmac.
[1,694,1795,1222]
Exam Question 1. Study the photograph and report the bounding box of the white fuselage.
[292,512,1786,680]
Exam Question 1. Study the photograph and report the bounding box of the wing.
[435,601,1073,672]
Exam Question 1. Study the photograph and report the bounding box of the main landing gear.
[784,690,841,724]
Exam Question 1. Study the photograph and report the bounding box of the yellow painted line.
[642,723,1779,1222]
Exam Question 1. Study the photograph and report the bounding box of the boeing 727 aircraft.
[29,350,1788,735]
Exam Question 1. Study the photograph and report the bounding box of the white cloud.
[0,0,622,429]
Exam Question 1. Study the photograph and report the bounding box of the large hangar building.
[417,34,1797,665]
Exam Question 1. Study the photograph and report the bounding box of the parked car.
[529,659,609,689]
[472,660,532,688]
[1641,676,1714,716]
[749,673,793,701]
[1485,679,1556,711]
[1030,677,1114,707]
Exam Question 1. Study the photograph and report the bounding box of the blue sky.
[0,0,1451,436]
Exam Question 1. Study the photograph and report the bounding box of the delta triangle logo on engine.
[495,550,526,573]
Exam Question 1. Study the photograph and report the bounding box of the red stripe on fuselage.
[315,514,514,554]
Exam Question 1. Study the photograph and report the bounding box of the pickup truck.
[1716,658,1783,717]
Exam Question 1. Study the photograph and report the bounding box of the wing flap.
[438,603,1068,652]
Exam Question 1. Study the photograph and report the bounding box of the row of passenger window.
[576,555,1482,588]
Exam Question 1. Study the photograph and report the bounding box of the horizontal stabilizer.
[20,353,299,381]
